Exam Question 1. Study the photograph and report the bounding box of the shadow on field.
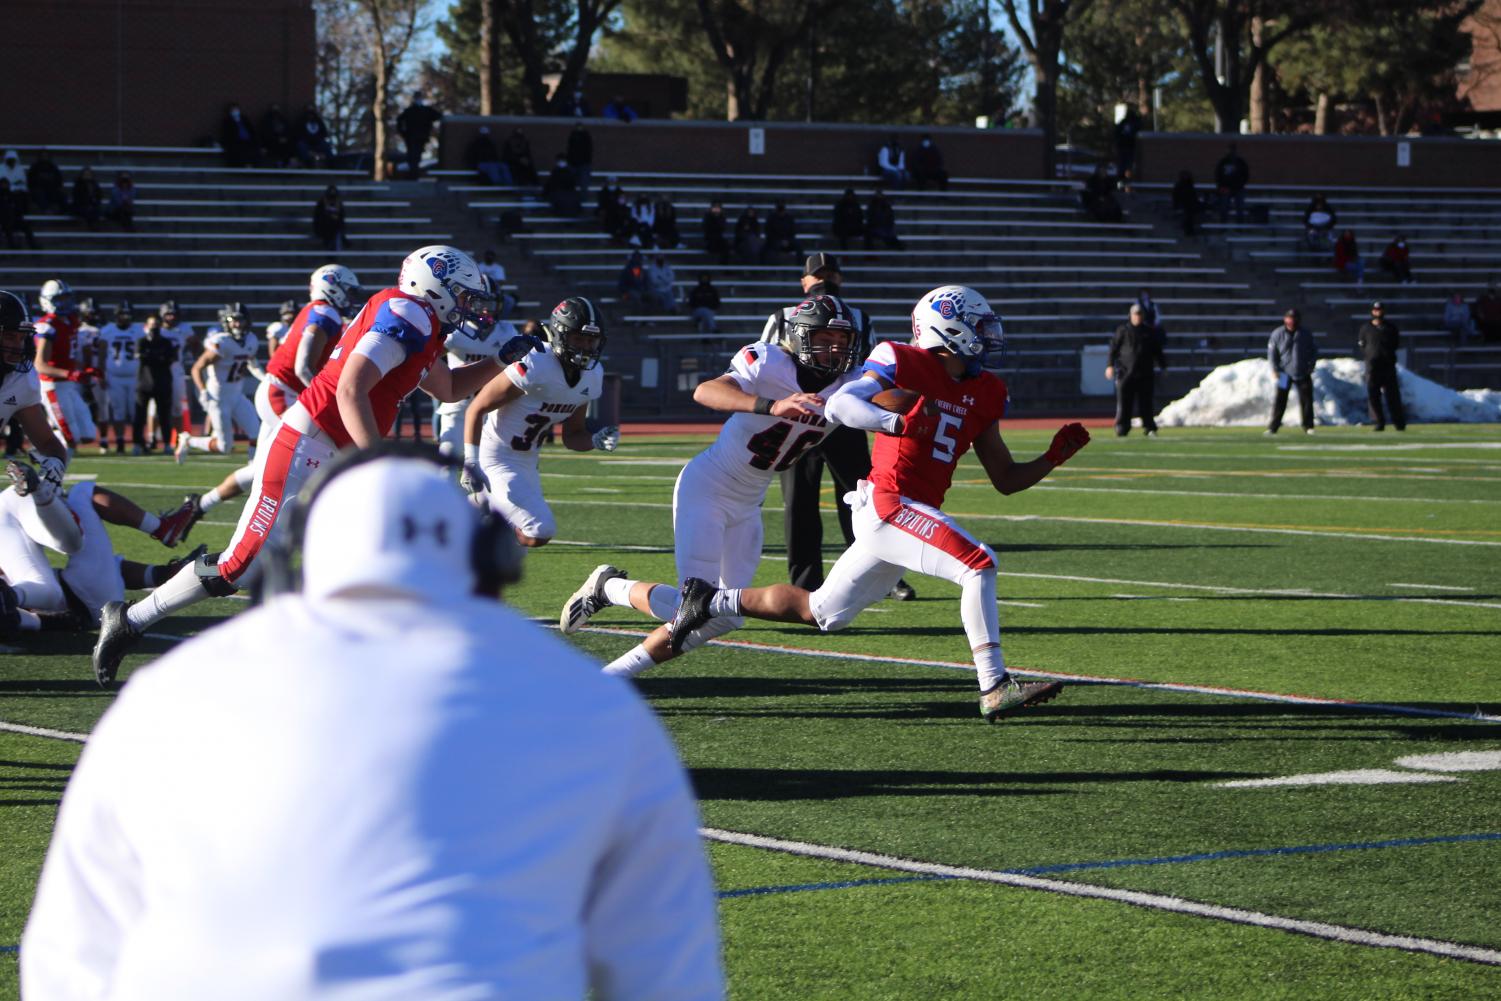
[840,624,1501,639]
[991,543,1272,553]
[639,675,968,700]
[0,679,111,696]
[689,766,1263,801]
[0,798,62,807]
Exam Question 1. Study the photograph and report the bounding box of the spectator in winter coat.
[643,255,677,313]
[261,104,293,166]
[1379,235,1413,284]
[653,199,681,249]
[734,207,764,262]
[1442,292,1476,341]
[1265,308,1318,434]
[1106,303,1166,437]
[0,178,37,248]
[1082,164,1122,222]
[566,123,593,194]
[1114,107,1142,185]
[72,166,102,228]
[864,189,901,248]
[395,91,442,177]
[219,103,259,167]
[876,136,907,188]
[295,105,334,168]
[26,150,65,213]
[687,274,721,333]
[629,195,656,247]
[312,184,347,252]
[467,127,509,186]
[1302,193,1336,250]
[1171,170,1203,236]
[910,134,948,190]
[107,172,136,231]
[595,177,624,229]
[832,189,864,249]
[1474,285,1501,343]
[501,129,538,186]
[1357,301,1405,430]
[1214,142,1249,222]
[763,201,801,261]
[701,201,729,262]
[543,155,581,216]
[616,250,646,304]
[0,150,29,209]
[1333,230,1364,285]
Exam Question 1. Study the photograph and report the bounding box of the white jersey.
[202,329,260,393]
[76,322,99,368]
[480,346,602,465]
[691,342,856,503]
[0,366,43,425]
[437,319,514,417]
[97,322,145,380]
[160,321,194,365]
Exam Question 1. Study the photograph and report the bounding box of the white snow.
[1157,357,1501,427]
[1217,769,1462,789]
[1393,750,1501,772]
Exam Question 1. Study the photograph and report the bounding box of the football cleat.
[560,563,626,635]
[5,458,39,497]
[92,601,142,687]
[173,430,190,464]
[152,494,203,547]
[888,578,917,601]
[667,577,717,654]
[0,579,20,638]
[979,676,1063,723]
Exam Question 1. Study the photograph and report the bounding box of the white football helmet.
[397,245,492,330]
[39,278,74,316]
[309,264,362,316]
[910,285,1004,378]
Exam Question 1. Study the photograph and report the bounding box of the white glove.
[36,454,66,491]
[591,425,620,452]
[460,444,489,496]
[198,388,217,407]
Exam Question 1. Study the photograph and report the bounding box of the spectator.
[1333,229,1364,285]
[876,135,907,188]
[0,150,30,209]
[261,103,293,166]
[396,91,441,177]
[1265,308,1317,435]
[135,314,179,451]
[501,128,538,186]
[605,189,634,243]
[1135,288,1163,330]
[1357,301,1405,431]
[219,102,260,167]
[831,188,864,249]
[653,198,681,248]
[313,183,347,252]
[566,122,593,194]
[1302,193,1336,250]
[71,166,102,229]
[644,254,678,313]
[1114,107,1142,187]
[557,87,591,117]
[616,250,645,305]
[701,200,729,262]
[864,189,901,249]
[1171,169,1203,236]
[602,94,637,122]
[107,171,136,232]
[763,200,801,261]
[294,104,334,168]
[1081,164,1122,223]
[476,249,516,317]
[1380,234,1413,284]
[1106,303,1166,437]
[629,194,656,247]
[910,133,948,190]
[1214,142,1250,223]
[542,154,581,216]
[1442,292,1476,342]
[466,126,509,185]
[687,274,720,333]
[734,206,764,262]
[0,178,37,248]
[27,149,64,213]
[1473,284,1501,343]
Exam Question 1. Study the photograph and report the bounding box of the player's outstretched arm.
[824,373,902,433]
[189,348,217,398]
[17,403,68,464]
[335,353,386,449]
[692,373,822,418]
[975,420,1089,496]
[561,405,593,451]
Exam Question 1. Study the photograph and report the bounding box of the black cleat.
[888,578,917,601]
[5,458,39,497]
[667,577,717,654]
[93,601,142,687]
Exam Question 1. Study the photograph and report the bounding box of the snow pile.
[1157,357,1501,427]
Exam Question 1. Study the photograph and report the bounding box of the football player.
[93,245,505,685]
[434,274,523,457]
[459,296,617,547]
[559,293,859,675]
[32,279,99,450]
[664,286,1091,722]
[263,298,299,359]
[97,301,145,453]
[176,303,261,460]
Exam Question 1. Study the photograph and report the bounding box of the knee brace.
[195,551,241,597]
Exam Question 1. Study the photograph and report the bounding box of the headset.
[256,440,523,601]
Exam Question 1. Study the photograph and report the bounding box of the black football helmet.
[159,299,180,320]
[0,290,35,374]
[543,296,605,371]
[783,293,858,378]
[219,302,250,341]
[113,299,135,326]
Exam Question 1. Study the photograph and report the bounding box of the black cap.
[1371,301,1385,310]
[803,252,841,278]
[1284,307,1299,318]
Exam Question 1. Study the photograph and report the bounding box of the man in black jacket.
[1106,304,1166,437]
[395,92,442,178]
[134,315,179,453]
[1214,142,1249,223]
[1357,301,1405,431]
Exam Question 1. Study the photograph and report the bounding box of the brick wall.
[1138,132,1501,189]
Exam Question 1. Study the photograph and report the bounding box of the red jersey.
[32,312,79,375]
[297,288,442,448]
[864,341,1007,509]
[265,300,344,393]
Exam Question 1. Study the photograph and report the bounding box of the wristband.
[753,397,773,416]
[464,443,480,465]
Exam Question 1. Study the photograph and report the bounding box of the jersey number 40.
[746,421,824,472]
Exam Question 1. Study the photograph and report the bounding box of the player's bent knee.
[517,533,551,548]
[196,552,242,596]
[23,578,67,612]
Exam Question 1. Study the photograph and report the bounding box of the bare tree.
[1000,0,1098,178]
[496,0,624,113]
[694,0,837,120]
[354,0,426,179]
[480,0,500,114]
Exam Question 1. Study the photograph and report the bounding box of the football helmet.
[78,297,99,325]
[397,245,491,330]
[218,302,250,341]
[782,293,859,378]
[39,279,73,316]
[158,299,180,320]
[910,285,1004,379]
[113,299,135,326]
[0,290,34,373]
[309,263,362,316]
[277,298,299,321]
[543,296,605,371]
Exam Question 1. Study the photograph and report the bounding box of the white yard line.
[0,720,88,743]
[1388,583,1474,592]
[1022,483,1501,505]
[701,828,1501,967]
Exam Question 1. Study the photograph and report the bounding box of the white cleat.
[560,564,627,635]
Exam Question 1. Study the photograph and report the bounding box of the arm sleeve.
[1108,329,1122,368]
[293,327,327,387]
[584,713,725,1001]
[826,376,902,434]
[351,330,409,377]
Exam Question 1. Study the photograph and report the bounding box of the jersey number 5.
[931,413,963,464]
[746,421,824,471]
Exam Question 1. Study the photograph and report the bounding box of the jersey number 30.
[746,421,823,471]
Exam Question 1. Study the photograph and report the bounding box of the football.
[871,388,921,413]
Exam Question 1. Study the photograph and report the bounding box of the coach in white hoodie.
[23,452,724,1001]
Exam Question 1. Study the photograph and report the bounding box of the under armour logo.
[962,394,975,405]
[402,516,450,546]
[2,396,15,405]
[581,388,590,396]
[306,457,322,468]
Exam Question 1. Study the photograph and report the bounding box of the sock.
[708,588,741,617]
[603,643,658,677]
[233,464,255,491]
[138,512,161,535]
[17,609,40,631]
[973,644,1007,692]
[645,584,679,621]
[199,492,222,512]
[126,561,209,631]
[602,576,634,608]
[187,435,217,452]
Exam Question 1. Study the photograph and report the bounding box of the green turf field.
[3,424,1500,998]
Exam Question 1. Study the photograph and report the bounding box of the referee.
[759,253,914,599]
